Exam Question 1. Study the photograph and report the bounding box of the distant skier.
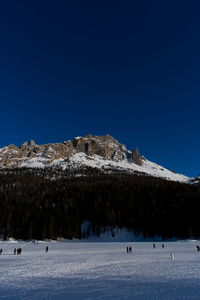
[162,244,165,248]
[14,248,16,255]
[126,246,129,253]
[129,246,132,253]
[153,243,156,249]
[46,246,48,253]
[0,249,2,255]
[170,253,174,260]
[196,245,200,252]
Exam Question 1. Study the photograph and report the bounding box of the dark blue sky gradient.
[0,0,200,176]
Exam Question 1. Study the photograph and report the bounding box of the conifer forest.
[0,168,200,241]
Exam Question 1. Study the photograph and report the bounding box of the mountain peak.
[21,140,36,147]
[0,134,142,168]
[0,134,190,183]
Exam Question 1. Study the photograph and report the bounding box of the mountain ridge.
[0,134,191,183]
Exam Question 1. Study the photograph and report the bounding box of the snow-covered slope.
[0,241,200,299]
[46,153,189,182]
[0,135,191,183]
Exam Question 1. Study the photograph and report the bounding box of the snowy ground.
[0,241,200,299]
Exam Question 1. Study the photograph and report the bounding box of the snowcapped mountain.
[0,134,191,182]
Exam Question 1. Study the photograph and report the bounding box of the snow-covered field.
[0,241,200,299]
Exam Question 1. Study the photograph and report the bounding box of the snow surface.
[16,152,190,182]
[81,225,166,242]
[0,240,200,299]
[50,153,189,183]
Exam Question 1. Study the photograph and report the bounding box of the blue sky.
[0,0,200,177]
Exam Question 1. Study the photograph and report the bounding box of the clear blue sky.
[0,0,200,177]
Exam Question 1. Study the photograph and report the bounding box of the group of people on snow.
[14,248,22,255]
[125,243,176,259]
[0,246,49,255]
[126,246,132,253]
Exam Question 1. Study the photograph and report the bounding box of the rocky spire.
[131,147,143,166]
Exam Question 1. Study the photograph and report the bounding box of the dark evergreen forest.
[0,168,200,240]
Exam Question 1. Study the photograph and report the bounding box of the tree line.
[0,169,200,240]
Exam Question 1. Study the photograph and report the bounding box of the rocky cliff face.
[0,134,143,168]
[0,134,191,183]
